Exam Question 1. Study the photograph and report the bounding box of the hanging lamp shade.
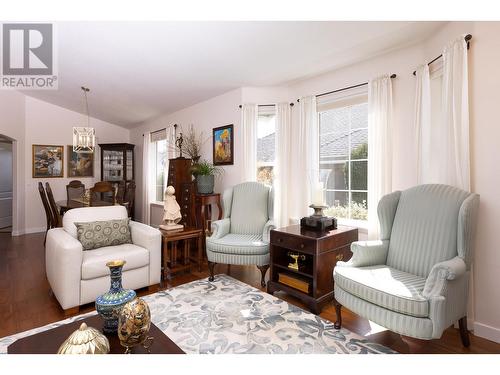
[73,86,96,153]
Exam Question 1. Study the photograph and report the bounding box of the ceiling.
[21,21,446,128]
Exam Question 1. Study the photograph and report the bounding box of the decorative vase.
[118,297,154,354]
[95,260,136,334]
[197,175,214,194]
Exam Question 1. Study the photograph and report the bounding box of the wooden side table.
[160,227,203,279]
[195,193,222,234]
[267,225,358,315]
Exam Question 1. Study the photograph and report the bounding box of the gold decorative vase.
[57,322,110,354]
[117,297,154,354]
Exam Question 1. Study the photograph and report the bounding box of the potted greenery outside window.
[191,160,223,194]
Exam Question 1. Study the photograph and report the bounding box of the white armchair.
[45,206,161,314]
[206,182,275,287]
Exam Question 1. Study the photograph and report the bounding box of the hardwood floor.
[1,232,499,353]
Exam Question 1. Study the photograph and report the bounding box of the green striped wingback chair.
[206,181,275,287]
[333,184,479,346]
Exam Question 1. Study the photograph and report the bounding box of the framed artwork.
[32,145,64,178]
[67,146,94,177]
[213,124,234,165]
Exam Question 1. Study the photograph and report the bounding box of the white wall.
[130,88,242,224]
[0,93,130,234]
[0,91,26,235]
[23,96,130,233]
[0,142,13,228]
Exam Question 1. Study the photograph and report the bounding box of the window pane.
[257,166,274,186]
[324,191,349,219]
[320,132,349,162]
[155,140,167,201]
[321,162,348,190]
[319,107,350,134]
[351,192,368,220]
[350,131,368,160]
[257,114,275,164]
[350,160,367,190]
[351,103,368,129]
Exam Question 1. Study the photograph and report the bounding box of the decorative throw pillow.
[75,218,132,251]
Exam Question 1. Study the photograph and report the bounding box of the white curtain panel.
[294,96,319,219]
[442,36,470,191]
[165,125,177,179]
[241,104,258,182]
[142,133,152,225]
[414,64,433,184]
[368,75,393,240]
[275,102,292,227]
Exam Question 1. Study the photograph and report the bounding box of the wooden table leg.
[184,240,190,266]
[197,233,203,272]
[172,241,177,267]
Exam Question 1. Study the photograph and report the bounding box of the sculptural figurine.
[159,185,184,231]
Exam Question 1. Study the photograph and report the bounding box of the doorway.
[0,135,13,234]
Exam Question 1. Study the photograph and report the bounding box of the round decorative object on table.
[57,322,110,354]
[95,260,136,334]
[118,297,154,354]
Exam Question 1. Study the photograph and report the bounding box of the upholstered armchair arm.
[262,220,276,243]
[336,240,389,268]
[129,221,162,285]
[210,218,231,239]
[45,228,83,310]
[423,256,466,298]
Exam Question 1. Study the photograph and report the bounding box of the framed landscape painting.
[67,146,94,177]
[32,145,64,178]
[213,124,234,165]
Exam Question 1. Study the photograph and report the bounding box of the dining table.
[56,197,117,215]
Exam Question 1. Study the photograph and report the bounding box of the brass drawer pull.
[300,243,305,249]
[336,254,344,261]
[278,238,283,243]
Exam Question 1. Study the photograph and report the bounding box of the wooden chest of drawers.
[267,224,358,314]
[167,157,195,227]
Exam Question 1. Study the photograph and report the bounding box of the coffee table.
[7,315,184,354]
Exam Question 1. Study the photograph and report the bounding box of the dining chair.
[38,182,54,245]
[45,182,62,228]
[90,181,116,206]
[123,180,136,218]
[115,180,126,204]
[66,180,86,201]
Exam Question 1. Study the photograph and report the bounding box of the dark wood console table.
[267,225,358,314]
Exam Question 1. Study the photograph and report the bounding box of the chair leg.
[459,316,470,347]
[333,296,342,329]
[257,265,269,288]
[208,261,216,282]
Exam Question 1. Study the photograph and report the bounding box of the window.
[319,96,368,222]
[150,128,169,202]
[257,108,276,185]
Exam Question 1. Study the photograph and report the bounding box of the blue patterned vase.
[95,260,136,334]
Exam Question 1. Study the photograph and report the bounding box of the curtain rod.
[412,34,472,76]
[296,74,397,102]
[238,103,295,108]
[142,124,177,137]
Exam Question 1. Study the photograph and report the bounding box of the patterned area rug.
[0,275,395,354]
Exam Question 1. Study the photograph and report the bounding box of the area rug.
[0,274,395,354]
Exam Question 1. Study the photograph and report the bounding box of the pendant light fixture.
[73,86,96,153]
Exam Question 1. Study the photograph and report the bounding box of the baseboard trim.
[23,227,46,235]
[473,321,500,344]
